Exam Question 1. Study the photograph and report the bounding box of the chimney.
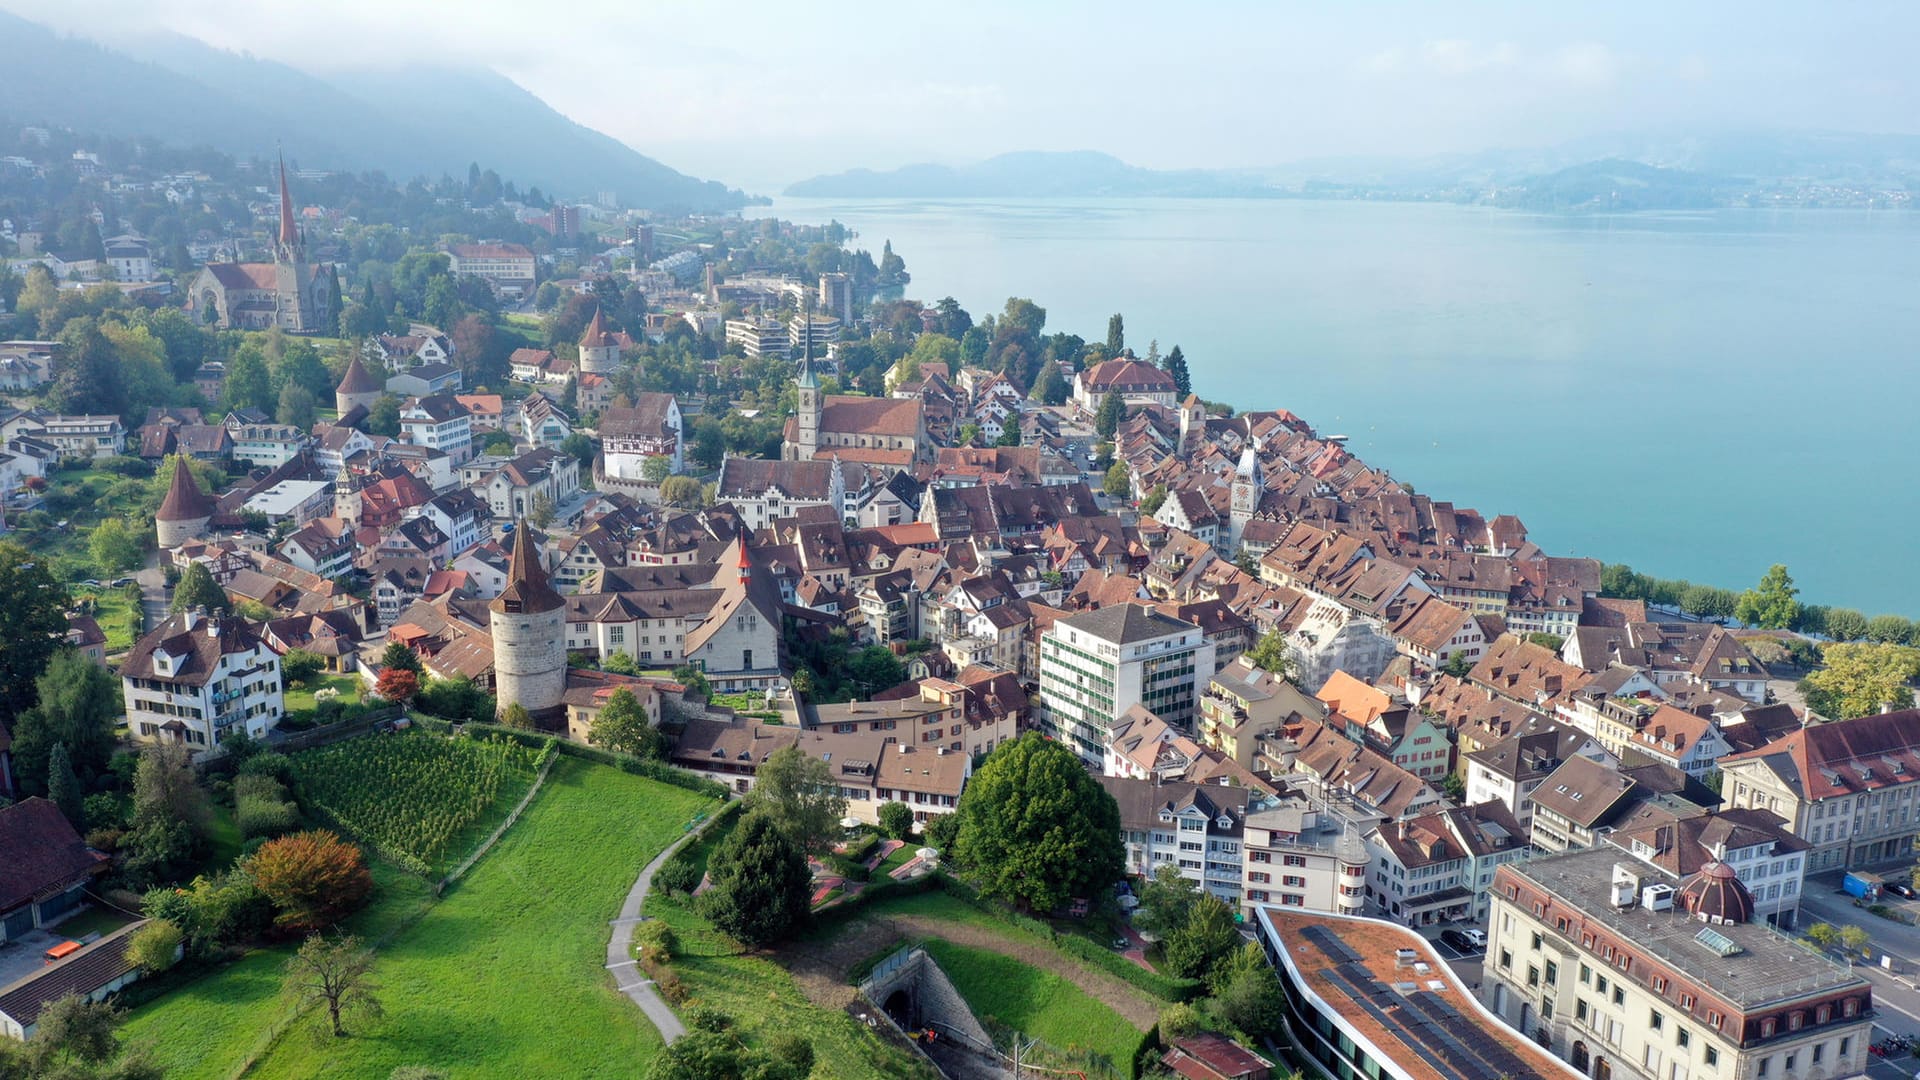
[182,607,201,632]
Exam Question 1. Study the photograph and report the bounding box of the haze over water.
[759,197,1920,616]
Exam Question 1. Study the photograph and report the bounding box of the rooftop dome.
[1678,860,1754,925]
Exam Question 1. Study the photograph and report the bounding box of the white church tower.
[1228,438,1263,556]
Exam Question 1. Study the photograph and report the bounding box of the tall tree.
[10,649,120,795]
[951,734,1123,912]
[1135,864,1200,938]
[284,933,381,1037]
[1736,564,1801,629]
[1094,389,1125,438]
[1105,313,1125,356]
[221,345,273,414]
[1245,628,1295,682]
[47,743,86,830]
[1162,894,1240,981]
[745,745,847,854]
[171,561,229,614]
[700,808,812,947]
[1164,345,1191,397]
[277,384,318,429]
[0,541,70,726]
[588,688,661,758]
[1102,460,1130,497]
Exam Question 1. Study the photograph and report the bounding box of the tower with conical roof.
[155,456,216,549]
[489,520,567,720]
[335,354,383,416]
[577,306,622,375]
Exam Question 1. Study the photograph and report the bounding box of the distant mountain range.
[789,134,1920,210]
[0,11,745,212]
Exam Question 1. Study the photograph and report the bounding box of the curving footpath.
[606,805,730,1043]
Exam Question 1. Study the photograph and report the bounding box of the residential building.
[1365,802,1528,924]
[1485,846,1870,1080]
[1463,721,1610,832]
[399,395,473,465]
[1198,657,1329,770]
[467,448,579,520]
[121,610,286,751]
[1039,604,1214,766]
[103,234,152,281]
[1239,797,1370,918]
[225,418,307,467]
[32,415,124,461]
[724,318,788,358]
[1098,776,1249,904]
[1607,804,1809,928]
[600,394,683,479]
[1718,707,1920,873]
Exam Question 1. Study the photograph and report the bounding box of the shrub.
[842,833,880,864]
[1158,1002,1203,1040]
[685,1006,733,1033]
[125,918,184,973]
[636,920,678,962]
[878,800,915,840]
[236,793,300,840]
[655,857,701,896]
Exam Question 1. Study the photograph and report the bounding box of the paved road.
[136,562,168,634]
[605,806,731,1045]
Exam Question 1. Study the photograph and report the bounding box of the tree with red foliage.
[375,666,419,704]
[248,830,373,932]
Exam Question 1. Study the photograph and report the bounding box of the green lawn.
[125,759,715,1079]
[919,939,1147,1079]
[283,672,365,715]
[644,884,935,1078]
[204,801,245,870]
[73,587,142,652]
[51,905,138,941]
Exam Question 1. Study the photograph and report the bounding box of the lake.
[753,196,1920,616]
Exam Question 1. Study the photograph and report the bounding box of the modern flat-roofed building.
[1485,846,1871,1080]
[1039,603,1213,766]
[1252,906,1581,1080]
[446,243,536,293]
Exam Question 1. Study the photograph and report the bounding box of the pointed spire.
[579,305,610,349]
[277,150,299,253]
[794,293,818,389]
[336,354,380,394]
[156,456,216,522]
[491,520,563,613]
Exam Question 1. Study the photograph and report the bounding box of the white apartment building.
[446,243,536,289]
[1239,799,1370,919]
[34,415,125,460]
[1039,604,1214,767]
[398,394,473,466]
[1097,776,1248,905]
[121,611,285,752]
[1719,707,1920,873]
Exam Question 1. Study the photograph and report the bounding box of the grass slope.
[125,760,712,1079]
[918,938,1147,1078]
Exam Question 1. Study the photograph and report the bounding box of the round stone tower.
[335,354,383,416]
[489,520,568,721]
[577,306,622,375]
[155,456,216,549]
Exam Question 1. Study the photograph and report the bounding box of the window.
[1532,932,1544,951]
[1579,964,1591,985]
[1757,1060,1769,1078]
[1704,1046,1719,1067]
[1527,965,1539,988]
[1650,1010,1663,1032]
[1576,999,1589,1022]
[1760,1019,1776,1038]
[1544,961,1558,985]
[1677,1028,1690,1049]
[1612,987,1624,1007]
[1499,949,1512,972]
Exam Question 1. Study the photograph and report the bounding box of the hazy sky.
[5,0,1916,190]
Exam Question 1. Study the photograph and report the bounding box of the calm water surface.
[755,197,1920,615]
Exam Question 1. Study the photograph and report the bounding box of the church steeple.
[276,151,301,259]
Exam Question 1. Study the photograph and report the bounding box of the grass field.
[643,828,936,1080]
[919,938,1147,1078]
[125,758,715,1079]
[72,587,142,652]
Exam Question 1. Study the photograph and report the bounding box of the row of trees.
[1606,561,1920,645]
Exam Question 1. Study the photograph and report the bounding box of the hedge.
[445,720,729,800]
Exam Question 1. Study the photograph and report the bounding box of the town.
[1,127,1918,1080]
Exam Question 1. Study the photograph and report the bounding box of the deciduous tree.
[1735,564,1800,629]
[87,517,145,576]
[284,933,381,1037]
[1102,461,1130,497]
[11,649,121,795]
[746,745,847,854]
[1136,864,1200,939]
[1245,628,1295,682]
[950,734,1123,912]
[588,688,660,758]
[1801,642,1920,718]
[125,918,183,974]
[1163,894,1240,981]
[374,667,419,704]
[248,830,373,932]
[0,542,70,724]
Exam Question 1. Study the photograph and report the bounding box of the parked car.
[1440,928,1487,953]
[1887,881,1916,900]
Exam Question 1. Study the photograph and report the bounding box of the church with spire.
[190,153,336,332]
[782,299,928,467]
